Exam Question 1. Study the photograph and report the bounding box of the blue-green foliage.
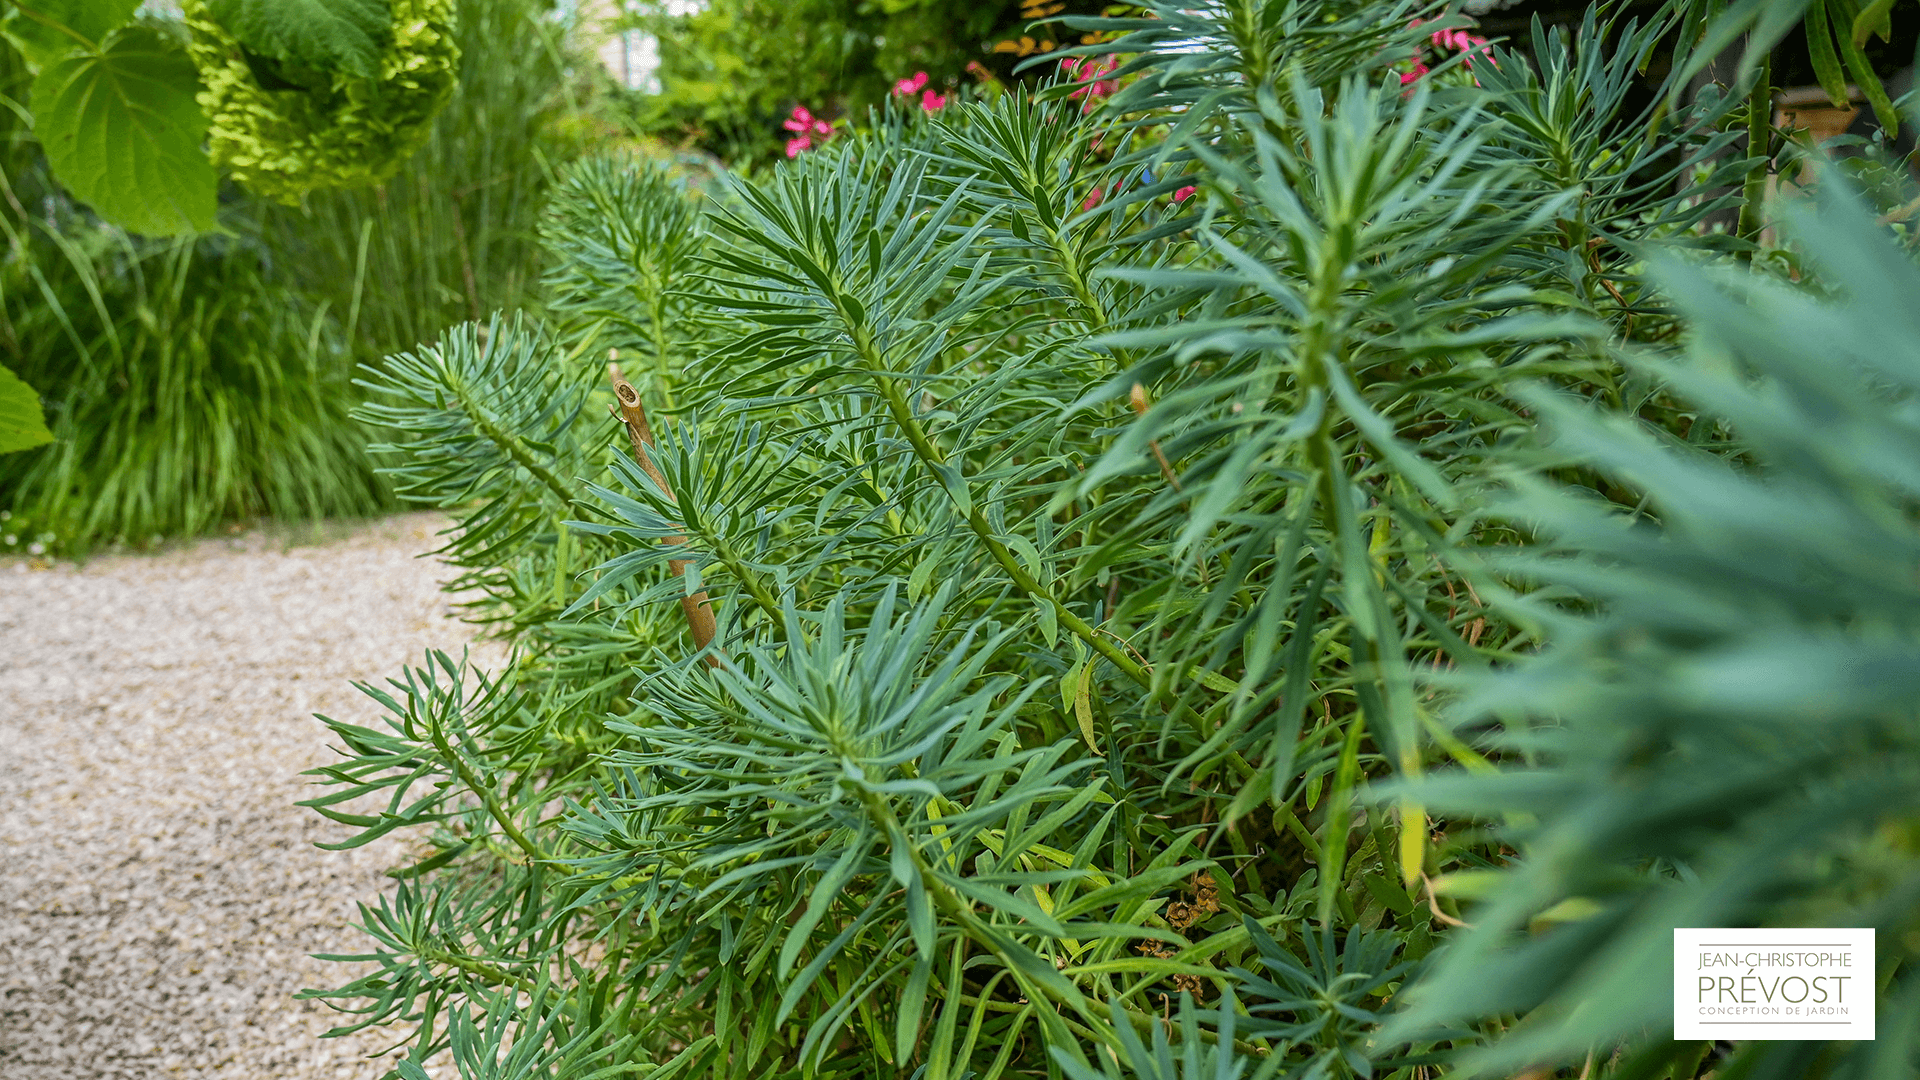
[308,0,1920,1077]
[1383,186,1920,1078]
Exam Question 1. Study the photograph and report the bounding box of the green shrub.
[627,0,1026,164]
[0,0,587,551]
[183,0,461,205]
[0,218,390,553]
[305,1,1920,1077]
[259,0,582,366]
[0,36,386,550]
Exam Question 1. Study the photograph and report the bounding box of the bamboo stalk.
[607,354,720,666]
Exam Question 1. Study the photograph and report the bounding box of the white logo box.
[1673,928,1875,1041]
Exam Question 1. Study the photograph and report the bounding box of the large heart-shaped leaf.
[205,0,392,79]
[30,25,216,237]
[0,0,139,66]
[0,363,52,455]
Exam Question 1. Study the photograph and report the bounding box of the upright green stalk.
[1737,53,1773,257]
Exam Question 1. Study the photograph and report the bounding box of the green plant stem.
[456,391,578,508]
[647,287,678,411]
[421,945,541,993]
[1737,53,1773,256]
[712,534,785,618]
[866,363,1146,686]
[1047,226,1109,331]
[424,711,571,876]
[863,359,1255,778]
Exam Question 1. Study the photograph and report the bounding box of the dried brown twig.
[607,352,720,667]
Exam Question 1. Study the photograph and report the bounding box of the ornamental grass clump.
[306,1,1920,1077]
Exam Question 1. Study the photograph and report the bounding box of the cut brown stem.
[608,355,720,666]
[1131,383,1208,585]
[1130,382,1183,494]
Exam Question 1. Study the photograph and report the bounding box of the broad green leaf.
[30,26,215,236]
[0,0,139,66]
[0,363,53,454]
[204,0,392,78]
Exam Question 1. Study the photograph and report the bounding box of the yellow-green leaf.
[1074,659,1100,754]
[1850,0,1895,46]
[0,363,52,455]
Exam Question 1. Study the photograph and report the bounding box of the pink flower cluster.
[892,71,949,113]
[1060,55,1120,113]
[1401,19,1492,87]
[1081,178,1197,212]
[783,106,835,157]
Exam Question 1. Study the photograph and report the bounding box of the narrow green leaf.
[1803,0,1853,108]
[1836,24,1900,132]
[895,952,933,1063]
[385,842,470,880]
[1850,0,1894,45]
[1073,660,1100,755]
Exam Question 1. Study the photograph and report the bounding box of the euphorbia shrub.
[306,1,1920,1077]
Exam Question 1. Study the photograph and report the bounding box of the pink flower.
[1400,61,1429,86]
[1173,185,1196,202]
[1460,36,1492,70]
[1081,186,1104,211]
[1411,21,1494,69]
[783,105,835,154]
[1061,55,1120,113]
[893,71,930,97]
[920,89,948,112]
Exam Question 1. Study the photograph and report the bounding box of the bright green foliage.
[28,25,217,235]
[540,157,704,400]
[0,362,52,454]
[3,0,460,234]
[0,0,140,66]
[0,0,579,551]
[357,316,597,582]
[0,223,391,552]
[184,0,458,204]
[304,0,1920,1077]
[259,0,577,365]
[630,0,1020,162]
[205,0,392,78]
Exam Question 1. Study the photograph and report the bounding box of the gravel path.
[1,514,499,1080]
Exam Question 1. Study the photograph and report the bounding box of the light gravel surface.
[1,514,500,1080]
